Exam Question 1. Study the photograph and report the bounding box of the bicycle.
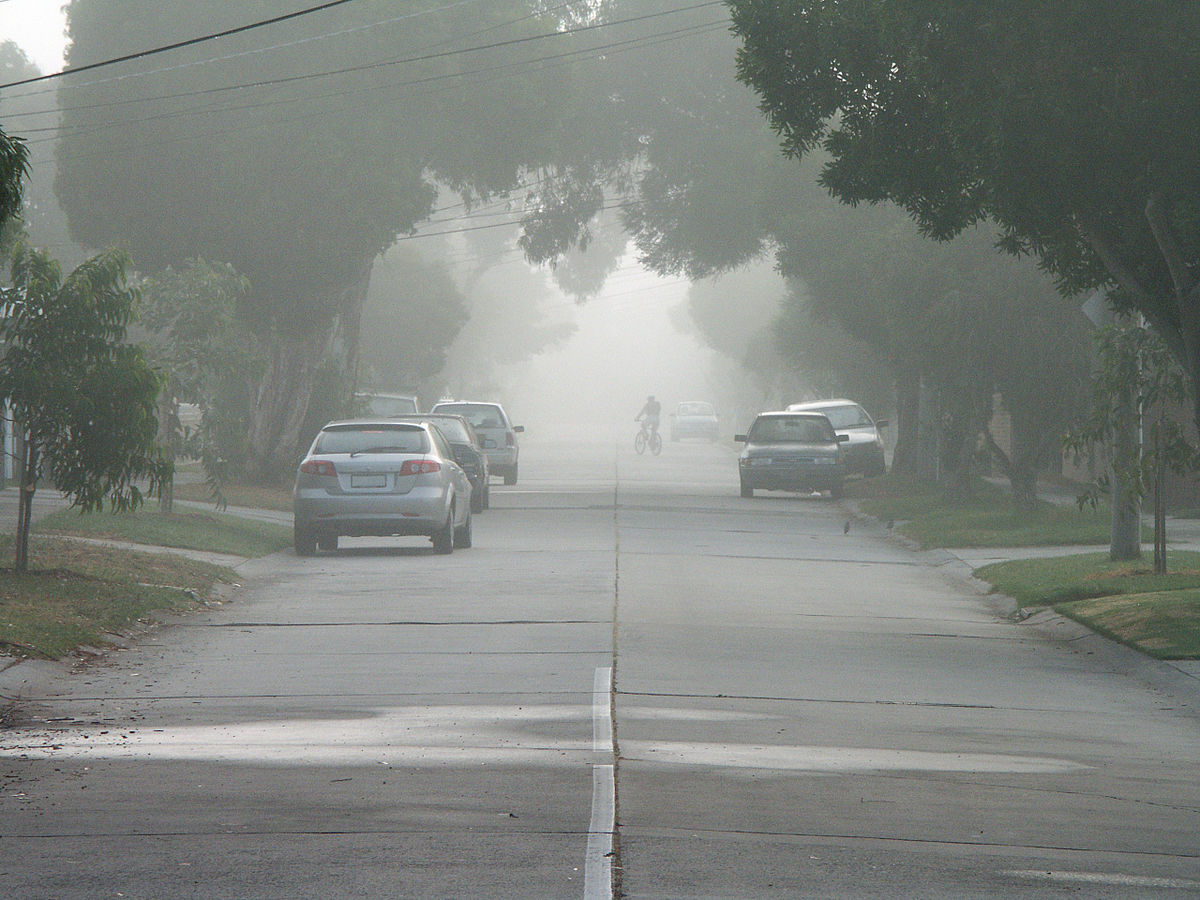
[634,420,662,455]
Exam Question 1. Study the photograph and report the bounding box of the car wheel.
[740,481,753,498]
[431,508,454,554]
[318,533,338,552]
[504,464,517,486]
[454,509,473,548]
[294,523,317,556]
[830,480,845,500]
[470,484,484,514]
[482,484,490,510]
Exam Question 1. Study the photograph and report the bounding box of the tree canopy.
[0,246,169,572]
[729,1,1200,419]
[49,1,601,477]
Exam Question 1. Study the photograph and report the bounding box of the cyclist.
[636,395,662,438]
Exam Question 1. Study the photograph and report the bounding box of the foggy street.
[1,429,1199,899]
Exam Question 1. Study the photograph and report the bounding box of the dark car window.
[389,414,478,446]
[428,427,455,460]
[748,416,835,444]
[435,403,506,429]
[809,405,872,429]
[427,418,471,444]
[314,424,429,455]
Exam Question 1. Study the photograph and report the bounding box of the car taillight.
[300,459,336,477]
[398,459,441,476]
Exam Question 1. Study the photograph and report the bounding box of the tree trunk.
[340,259,373,395]
[1110,381,1141,560]
[156,390,176,514]
[1153,414,1167,575]
[245,329,328,484]
[890,366,921,478]
[13,438,37,574]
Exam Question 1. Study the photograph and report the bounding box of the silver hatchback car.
[293,419,473,555]
[430,401,524,485]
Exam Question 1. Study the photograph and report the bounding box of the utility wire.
[0,0,365,90]
[26,19,725,157]
[2,0,723,100]
[12,19,720,133]
[15,20,726,144]
[0,0,522,103]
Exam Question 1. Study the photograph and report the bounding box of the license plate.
[351,474,387,488]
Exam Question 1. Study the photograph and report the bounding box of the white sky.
[0,1,68,74]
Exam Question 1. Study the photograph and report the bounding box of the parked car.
[390,413,490,512]
[670,400,720,441]
[355,391,420,416]
[735,411,848,499]
[429,400,524,485]
[786,399,887,477]
[293,419,473,555]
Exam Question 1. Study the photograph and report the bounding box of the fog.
[498,255,723,435]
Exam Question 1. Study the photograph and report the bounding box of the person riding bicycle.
[636,395,662,437]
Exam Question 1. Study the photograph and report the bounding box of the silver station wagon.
[293,419,473,555]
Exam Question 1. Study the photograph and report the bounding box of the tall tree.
[0,246,169,572]
[51,1,591,479]
[729,1,1200,429]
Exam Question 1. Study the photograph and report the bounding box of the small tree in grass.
[0,245,171,573]
[1065,322,1200,572]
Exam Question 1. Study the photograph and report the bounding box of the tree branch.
[983,426,1015,482]
[1076,210,1188,361]
[1144,192,1195,306]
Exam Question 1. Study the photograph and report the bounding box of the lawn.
[35,505,292,557]
[0,535,239,659]
[974,552,1200,659]
[849,477,1125,548]
[171,479,294,513]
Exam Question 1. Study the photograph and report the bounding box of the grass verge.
[0,535,239,659]
[35,506,292,557]
[849,477,1127,548]
[171,480,293,513]
[975,551,1200,659]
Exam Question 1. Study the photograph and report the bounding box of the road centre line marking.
[584,668,615,898]
[584,764,615,900]
[593,667,613,753]
[1005,871,1200,888]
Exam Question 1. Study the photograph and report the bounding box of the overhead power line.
[15,19,726,143]
[0,0,364,90]
[1,0,724,97]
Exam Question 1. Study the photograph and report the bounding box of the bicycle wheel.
[650,431,662,455]
[634,431,647,454]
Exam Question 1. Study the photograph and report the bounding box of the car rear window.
[434,403,505,429]
[808,405,871,429]
[426,418,470,443]
[748,416,835,444]
[314,425,430,455]
[678,402,714,416]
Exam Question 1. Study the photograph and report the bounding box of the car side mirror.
[482,438,498,449]
[837,433,850,443]
[876,419,889,429]
[513,425,525,433]
[734,434,748,442]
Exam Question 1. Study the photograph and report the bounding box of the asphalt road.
[0,427,1198,899]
